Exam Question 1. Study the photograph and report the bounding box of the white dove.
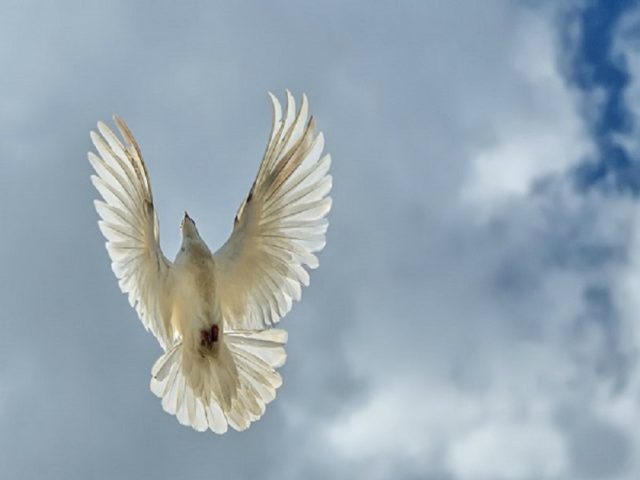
[88,91,331,433]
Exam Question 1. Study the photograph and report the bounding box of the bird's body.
[171,223,219,348]
[89,91,331,433]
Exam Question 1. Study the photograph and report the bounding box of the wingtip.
[92,198,106,211]
[96,121,113,139]
[285,88,294,105]
[89,130,100,145]
[112,114,128,134]
[268,92,280,111]
[325,196,333,212]
[268,92,283,130]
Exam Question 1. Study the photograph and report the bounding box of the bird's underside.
[89,91,331,433]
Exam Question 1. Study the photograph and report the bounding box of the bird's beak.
[181,211,191,229]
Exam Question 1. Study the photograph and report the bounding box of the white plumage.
[89,91,331,433]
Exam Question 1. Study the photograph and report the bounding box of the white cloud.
[448,420,567,480]
[463,10,593,210]
[315,4,640,480]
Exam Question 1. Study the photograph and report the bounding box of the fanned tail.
[150,329,287,433]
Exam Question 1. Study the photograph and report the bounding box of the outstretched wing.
[214,91,332,330]
[89,116,174,350]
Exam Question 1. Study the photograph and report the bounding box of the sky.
[3,0,640,478]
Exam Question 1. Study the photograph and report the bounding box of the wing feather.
[89,116,174,350]
[213,92,331,329]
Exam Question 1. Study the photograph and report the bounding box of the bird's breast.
[170,247,219,345]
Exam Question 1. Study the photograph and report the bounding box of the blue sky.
[3,1,640,479]
[567,0,640,190]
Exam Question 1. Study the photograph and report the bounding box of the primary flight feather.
[88,91,332,433]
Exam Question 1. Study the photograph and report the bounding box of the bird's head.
[180,211,200,242]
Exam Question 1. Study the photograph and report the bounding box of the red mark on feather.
[211,324,219,342]
[200,324,220,349]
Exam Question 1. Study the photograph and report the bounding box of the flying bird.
[88,91,332,433]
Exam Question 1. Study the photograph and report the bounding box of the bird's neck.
[179,235,211,260]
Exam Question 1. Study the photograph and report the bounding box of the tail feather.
[149,328,287,433]
[227,328,288,368]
